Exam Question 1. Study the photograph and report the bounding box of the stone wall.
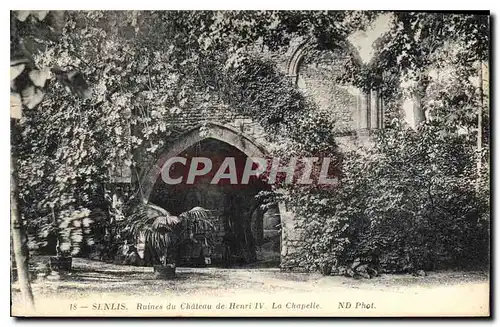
[132,37,384,270]
[297,49,360,133]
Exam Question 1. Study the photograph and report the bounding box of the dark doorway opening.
[150,138,281,268]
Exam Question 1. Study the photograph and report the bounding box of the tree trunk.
[11,131,35,312]
[476,61,484,192]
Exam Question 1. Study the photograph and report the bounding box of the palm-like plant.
[122,203,215,266]
[179,206,215,238]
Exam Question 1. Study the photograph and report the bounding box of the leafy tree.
[372,12,489,127]
[11,10,65,311]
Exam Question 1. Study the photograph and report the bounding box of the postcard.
[10,10,490,317]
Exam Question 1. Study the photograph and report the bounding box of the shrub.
[293,121,489,273]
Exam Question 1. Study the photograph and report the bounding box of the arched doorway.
[140,123,281,267]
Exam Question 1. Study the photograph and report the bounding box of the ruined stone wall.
[274,43,363,270]
[173,105,269,146]
[296,49,360,133]
[134,38,382,270]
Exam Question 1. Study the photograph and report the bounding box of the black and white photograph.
[9,9,491,317]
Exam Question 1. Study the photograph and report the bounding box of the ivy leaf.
[10,92,22,119]
[29,68,51,87]
[16,11,31,22]
[33,11,49,21]
[10,64,25,82]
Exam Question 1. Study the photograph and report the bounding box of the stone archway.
[139,122,282,266]
[287,39,364,79]
[287,39,383,134]
[140,122,268,200]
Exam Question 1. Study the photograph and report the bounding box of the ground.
[11,257,490,317]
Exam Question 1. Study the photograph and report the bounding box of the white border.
[2,2,497,326]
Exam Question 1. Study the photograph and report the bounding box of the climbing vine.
[15,11,369,254]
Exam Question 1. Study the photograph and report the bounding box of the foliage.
[26,206,99,257]
[11,11,489,274]
[369,12,489,130]
[292,119,489,273]
[120,204,180,265]
[283,12,490,273]
[372,12,488,83]
[13,10,366,256]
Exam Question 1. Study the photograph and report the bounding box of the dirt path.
[11,258,490,317]
[16,257,490,296]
